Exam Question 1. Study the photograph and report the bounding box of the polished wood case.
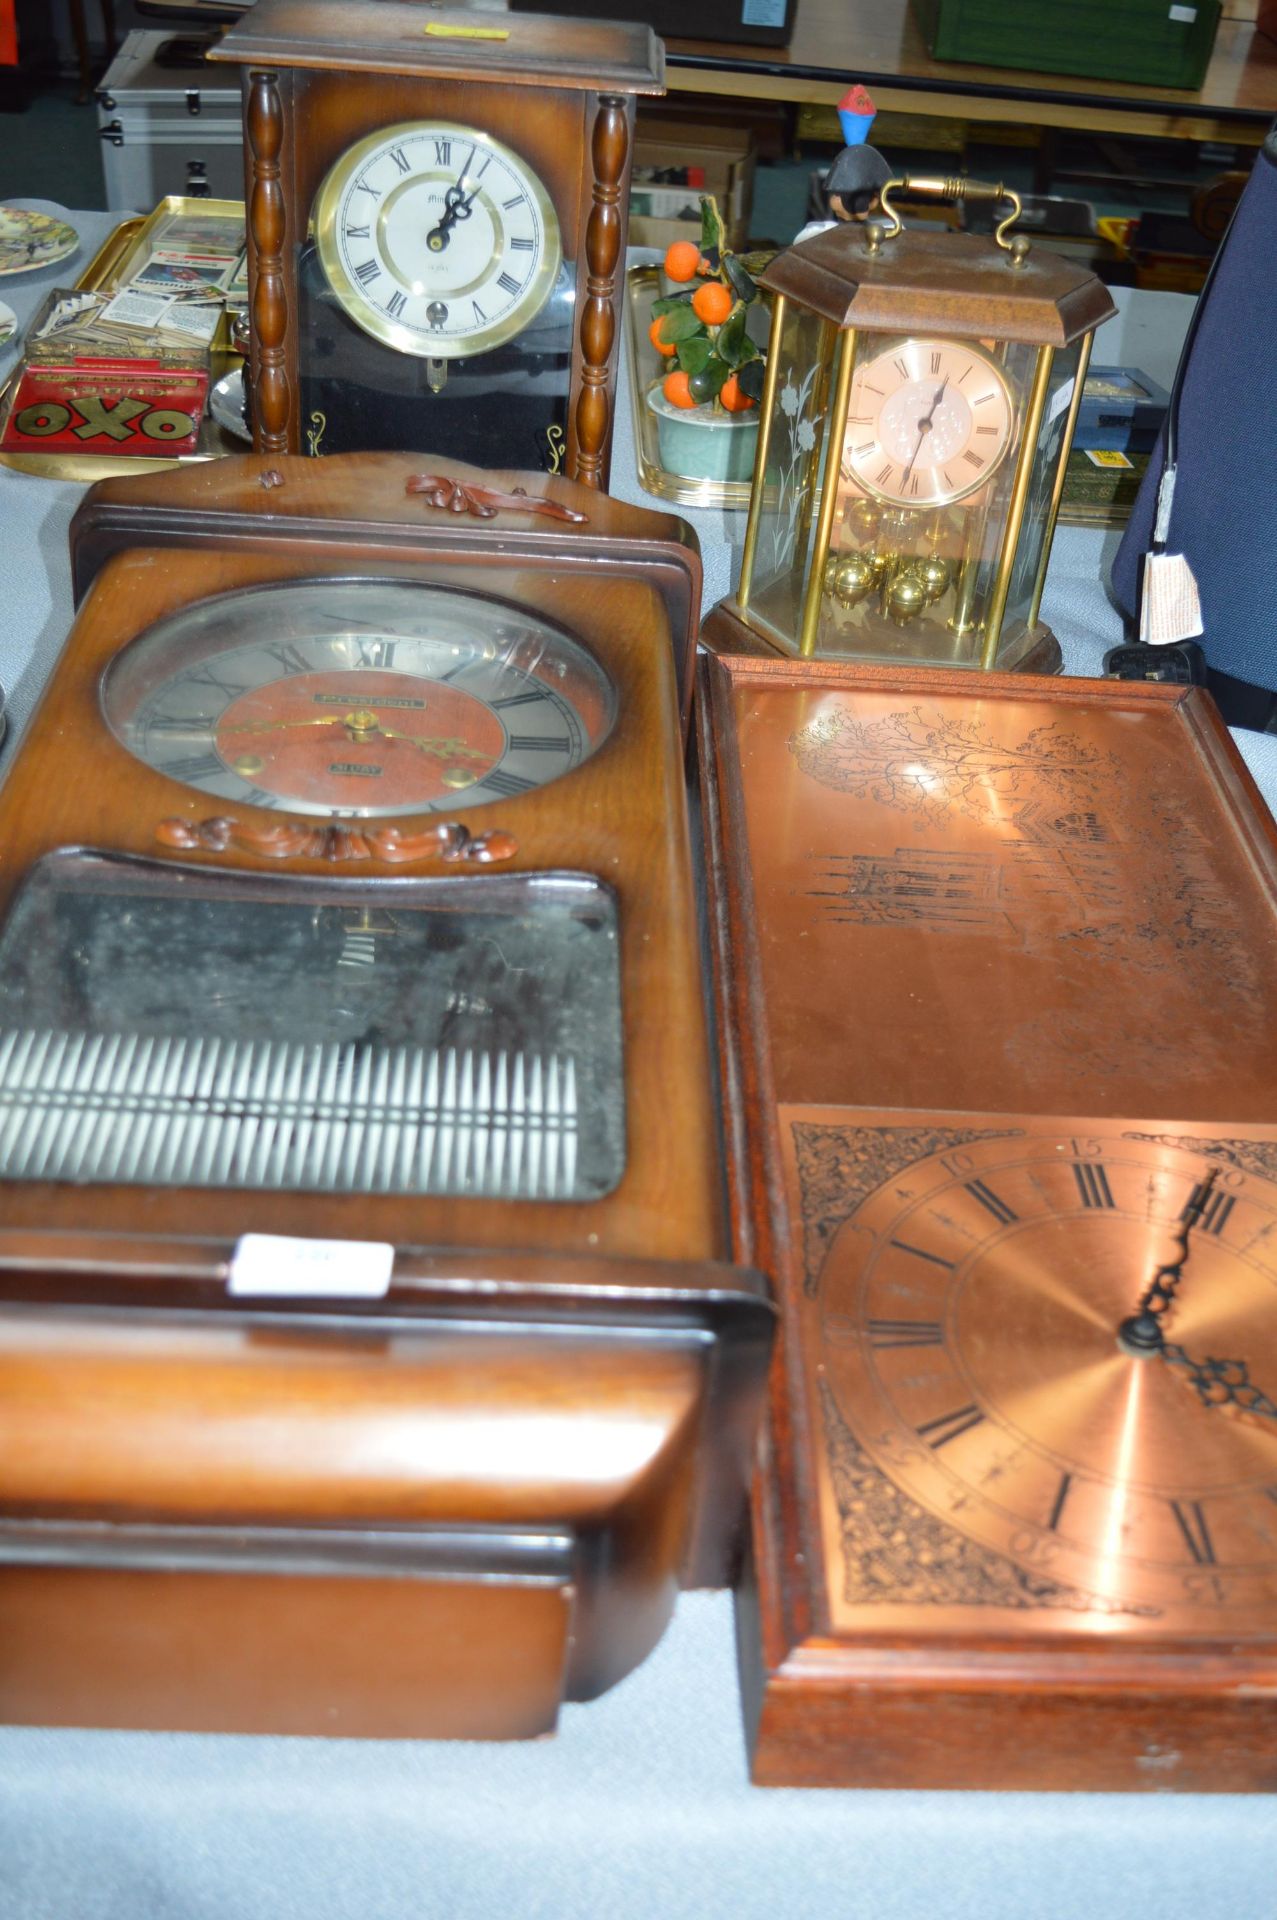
[0,455,770,1741]
[211,0,664,486]
[699,650,1277,1789]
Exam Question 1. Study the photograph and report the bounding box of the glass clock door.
[0,853,625,1201]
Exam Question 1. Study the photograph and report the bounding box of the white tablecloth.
[1,207,1275,1920]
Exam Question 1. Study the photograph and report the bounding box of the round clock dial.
[820,1133,1277,1617]
[842,338,1015,508]
[102,578,615,819]
[313,121,562,359]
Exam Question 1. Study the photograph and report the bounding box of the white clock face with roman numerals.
[313,121,562,359]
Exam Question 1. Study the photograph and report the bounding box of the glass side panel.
[999,339,1082,648]
[743,304,834,651]
[0,855,624,1201]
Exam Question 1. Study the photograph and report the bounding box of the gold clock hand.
[221,714,345,736]
[375,726,491,762]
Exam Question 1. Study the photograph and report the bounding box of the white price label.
[1168,5,1197,21]
[229,1233,395,1299]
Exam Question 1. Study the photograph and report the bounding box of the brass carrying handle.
[876,175,1026,255]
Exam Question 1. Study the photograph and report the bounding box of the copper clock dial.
[813,1130,1277,1627]
[842,337,1015,508]
[101,577,615,818]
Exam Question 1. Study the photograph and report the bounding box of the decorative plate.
[0,207,79,277]
[0,301,15,347]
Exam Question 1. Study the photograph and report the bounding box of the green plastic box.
[910,0,1222,90]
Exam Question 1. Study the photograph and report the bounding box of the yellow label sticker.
[1085,448,1134,469]
[424,22,510,38]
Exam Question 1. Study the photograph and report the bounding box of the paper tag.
[742,0,786,23]
[1168,5,1197,21]
[229,1232,394,1299]
[1086,448,1134,469]
[1139,551,1204,644]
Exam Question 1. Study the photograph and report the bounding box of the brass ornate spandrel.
[155,814,518,865]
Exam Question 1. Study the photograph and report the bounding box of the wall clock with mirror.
[0,454,770,1742]
[212,0,663,483]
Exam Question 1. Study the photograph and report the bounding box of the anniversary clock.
[699,650,1277,1789]
[0,454,770,1743]
[211,0,663,482]
[705,176,1115,672]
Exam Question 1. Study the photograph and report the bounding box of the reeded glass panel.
[0,854,624,1201]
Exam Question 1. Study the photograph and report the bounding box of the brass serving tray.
[0,196,245,482]
[625,261,755,513]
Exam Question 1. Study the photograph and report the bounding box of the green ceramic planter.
[646,386,760,484]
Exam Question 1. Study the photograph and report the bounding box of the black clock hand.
[1118,1167,1219,1355]
[1160,1341,1277,1423]
[901,378,949,488]
[426,149,480,254]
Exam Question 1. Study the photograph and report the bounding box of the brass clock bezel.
[841,334,1017,510]
[312,120,563,361]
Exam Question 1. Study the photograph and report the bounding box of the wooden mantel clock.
[210,0,663,484]
[0,453,770,1742]
[699,649,1277,1790]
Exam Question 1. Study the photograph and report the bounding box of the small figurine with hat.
[793,85,893,245]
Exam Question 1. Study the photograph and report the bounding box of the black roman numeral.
[483,769,535,797]
[389,146,410,174]
[889,1238,956,1270]
[434,139,452,166]
[964,1179,1017,1225]
[472,298,487,323]
[1048,1471,1072,1531]
[875,462,893,486]
[916,1404,984,1449]
[238,785,281,810]
[354,258,380,286]
[929,350,942,373]
[497,271,521,295]
[1073,1161,1114,1209]
[506,733,571,754]
[265,643,311,675]
[355,639,396,670]
[158,752,224,783]
[502,193,525,211]
[961,450,983,468]
[510,236,534,251]
[1171,1498,1215,1564]
[346,224,370,241]
[893,357,909,379]
[1184,1186,1234,1237]
[866,1318,944,1349]
[385,290,407,320]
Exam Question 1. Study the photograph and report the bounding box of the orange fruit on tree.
[648,316,677,357]
[663,240,701,282]
[691,281,733,326]
[719,374,756,413]
[662,369,698,409]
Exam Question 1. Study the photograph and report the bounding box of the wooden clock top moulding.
[209,0,665,93]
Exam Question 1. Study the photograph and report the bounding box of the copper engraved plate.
[699,654,1277,1790]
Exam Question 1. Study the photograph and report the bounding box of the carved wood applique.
[155,816,519,866]
[405,475,588,524]
[574,95,628,489]
[246,69,290,455]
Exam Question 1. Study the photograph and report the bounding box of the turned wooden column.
[246,70,291,456]
[573,94,629,490]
